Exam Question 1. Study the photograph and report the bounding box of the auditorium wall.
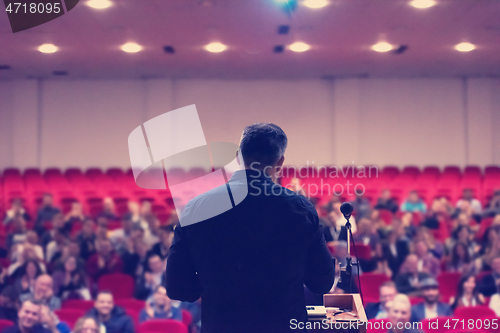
[0,77,499,171]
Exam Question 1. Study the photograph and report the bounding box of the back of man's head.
[239,123,287,169]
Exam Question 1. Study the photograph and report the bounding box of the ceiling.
[0,0,499,79]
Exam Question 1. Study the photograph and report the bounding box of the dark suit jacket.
[166,169,335,333]
[365,302,383,320]
[478,273,499,297]
[410,302,453,322]
[382,240,410,279]
[322,225,348,243]
[395,272,430,294]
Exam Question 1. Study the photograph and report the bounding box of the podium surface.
[308,294,367,333]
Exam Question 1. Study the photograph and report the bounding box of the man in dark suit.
[382,229,410,278]
[166,123,335,333]
[411,277,453,322]
[365,281,397,320]
[395,254,430,295]
[478,256,500,297]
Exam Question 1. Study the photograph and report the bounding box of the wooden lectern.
[308,294,367,333]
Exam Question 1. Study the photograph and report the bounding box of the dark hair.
[18,259,43,279]
[450,242,471,268]
[96,290,113,299]
[451,274,482,310]
[239,123,287,167]
[452,225,471,240]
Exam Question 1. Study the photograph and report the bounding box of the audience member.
[456,188,482,216]
[86,291,134,333]
[147,225,174,261]
[365,281,397,319]
[6,218,28,252]
[9,245,46,277]
[39,214,66,249]
[382,228,410,278]
[395,254,430,296]
[478,256,500,297]
[353,218,379,250]
[386,294,423,333]
[35,194,61,235]
[98,198,118,221]
[52,256,90,301]
[72,316,100,333]
[122,240,149,278]
[76,219,96,261]
[321,210,347,244]
[450,274,485,310]
[45,230,67,264]
[108,216,133,255]
[445,242,474,273]
[63,202,86,235]
[134,255,166,300]
[20,275,61,311]
[139,286,182,323]
[287,177,306,197]
[410,277,453,322]
[11,232,44,264]
[413,239,440,277]
[375,189,398,214]
[3,299,51,333]
[124,201,141,225]
[401,191,426,213]
[489,283,500,316]
[39,304,70,333]
[0,286,20,323]
[3,199,31,226]
[144,216,160,248]
[351,191,372,220]
[86,239,123,283]
[14,260,43,296]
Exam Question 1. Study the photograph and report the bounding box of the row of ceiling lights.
[36,0,476,54]
[36,40,476,54]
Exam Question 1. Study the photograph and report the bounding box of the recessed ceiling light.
[38,44,58,53]
[371,42,393,52]
[455,42,475,52]
[86,0,112,9]
[409,0,436,8]
[204,42,227,53]
[120,42,143,53]
[288,42,310,52]
[303,0,329,9]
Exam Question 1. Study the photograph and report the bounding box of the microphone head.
[340,202,354,218]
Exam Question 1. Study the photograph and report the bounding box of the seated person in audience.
[489,279,500,316]
[63,202,86,235]
[95,218,109,242]
[411,277,453,322]
[40,214,67,249]
[98,198,118,221]
[20,275,61,311]
[323,194,341,214]
[9,245,47,277]
[52,241,85,272]
[86,291,134,333]
[0,286,20,323]
[365,281,397,319]
[401,191,426,214]
[39,304,70,333]
[6,217,28,252]
[14,259,43,296]
[456,188,482,216]
[72,316,100,333]
[353,218,379,250]
[45,229,68,265]
[372,243,393,278]
[351,190,372,220]
[86,239,124,283]
[387,294,423,333]
[484,190,500,218]
[148,225,174,261]
[134,255,166,300]
[479,237,500,273]
[445,242,474,273]
[139,286,182,323]
[445,225,476,258]
[478,256,500,297]
[382,227,410,278]
[35,193,61,235]
[122,239,149,278]
[139,201,154,232]
[3,198,31,226]
[52,256,91,301]
[395,254,430,296]
[414,239,440,277]
[374,189,398,214]
[322,210,347,244]
[144,216,160,248]
[416,227,444,259]
[108,215,134,255]
[3,299,52,333]
[123,201,141,225]
[12,231,44,263]
[450,273,485,310]
[76,219,96,261]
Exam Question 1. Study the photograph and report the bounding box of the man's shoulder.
[1,325,19,333]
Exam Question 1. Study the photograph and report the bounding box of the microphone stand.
[344,215,353,294]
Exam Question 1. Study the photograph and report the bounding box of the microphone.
[340,202,353,220]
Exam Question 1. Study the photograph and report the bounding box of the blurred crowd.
[0,193,201,333]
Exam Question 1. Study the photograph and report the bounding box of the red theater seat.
[114,299,146,313]
[0,319,14,331]
[138,319,188,333]
[55,309,85,329]
[454,306,496,319]
[98,273,135,299]
[437,272,461,302]
[182,309,192,327]
[421,317,454,333]
[62,299,94,312]
[367,318,390,333]
[360,273,390,300]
